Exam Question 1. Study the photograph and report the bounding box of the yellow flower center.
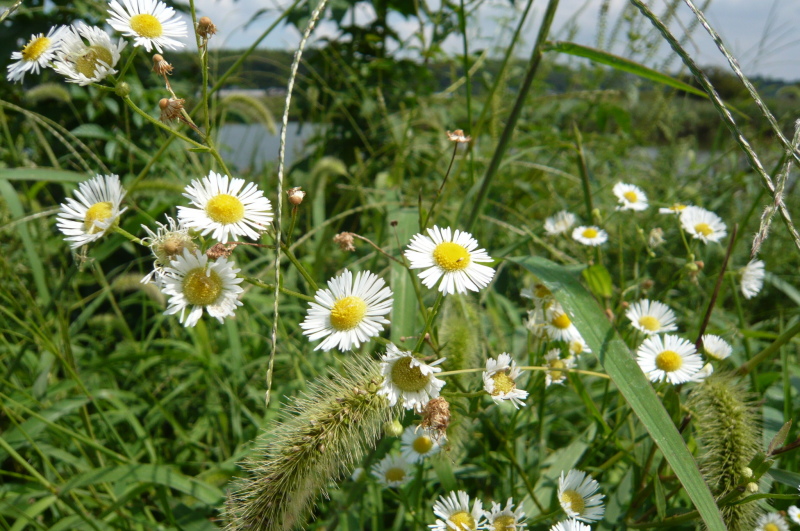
[384,467,406,483]
[206,194,245,224]
[549,359,566,381]
[490,371,515,395]
[433,242,470,271]
[130,13,164,38]
[83,201,114,233]
[390,356,429,392]
[412,436,433,454]
[182,268,223,306]
[694,223,713,236]
[670,204,686,212]
[21,36,51,61]
[534,284,551,298]
[561,489,585,513]
[75,45,114,78]
[158,235,197,264]
[570,340,584,355]
[329,296,367,331]
[655,350,683,372]
[764,524,779,531]
[623,191,638,203]
[551,313,571,330]
[638,316,661,332]
[582,228,598,239]
[491,515,517,531]
[449,511,476,530]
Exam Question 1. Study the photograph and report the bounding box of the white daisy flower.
[107,0,187,52]
[160,249,244,327]
[482,353,528,408]
[371,454,412,488]
[568,338,591,358]
[378,344,446,412]
[549,519,592,531]
[483,498,526,530]
[545,210,577,236]
[625,299,678,335]
[558,469,605,523]
[140,215,198,284]
[544,303,582,342]
[401,425,444,463]
[7,25,67,83]
[690,362,714,382]
[787,506,800,525]
[178,171,273,244]
[299,269,393,352]
[56,173,127,249]
[754,512,789,531]
[572,226,608,247]
[701,334,732,361]
[52,23,125,86]
[658,203,689,215]
[544,349,575,387]
[430,490,484,531]
[405,226,495,295]
[613,182,648,211]
[740,259,765,299]
[680,206,727,244]
[636,334,703,384]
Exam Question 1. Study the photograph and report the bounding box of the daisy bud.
[159,97,185,122]
[446,129,471,143]
[746,482,758,493]
[152,53,173,75]
[383,419,404,437]
[333,232,356,252]
[197,16,217,39]
[287,186,306,206]
[115,81,131,97]
[741,466,753,478]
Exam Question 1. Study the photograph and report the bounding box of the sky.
[174,0,799,81]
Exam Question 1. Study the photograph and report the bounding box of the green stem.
[463,0,560,231]
[414,291,444,352]
[113,226,145,246]
[280,242,318,292]
[122,96,206,149]
[242,276,314,301]
[737,319,800,376]
[422,142,459,229]
[437,366,610,379]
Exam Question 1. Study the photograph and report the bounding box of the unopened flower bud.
[741,466,753,479]
[746,482,758,493]
[287,186,306,206]
[383,419,403,437]
[197,16,217,39]
[114,81,131,98]
[159,97,185,122]
[152,54,173,75]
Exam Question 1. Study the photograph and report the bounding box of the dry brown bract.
[419,396,450,441]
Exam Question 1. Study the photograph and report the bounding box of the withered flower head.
[159,97,185,122]
[152,54,173,75]
[287,186,306,206]
[197,16,217,39]
[206,243,236,260]
[419,396,450,441]
[333,232,356,252]
[446,129,471,143]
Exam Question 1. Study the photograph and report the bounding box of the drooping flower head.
[701,334,732,361]
[7,25,67,83]
[482,353,528,408]
[53,23,126,85]
[160,249,243,327]
[557,469,605,523]
[483,498,527,530]
[544,210,577,236]
[140,215,198,284]
[740,259,765,299]
[371,453,412,488]
[107,0,187,52]
[405,226,495,295]
[378,344,445,412]
[625,299,678,336]
[56,173,127,249]
[613,182,648,211]
[636,334,703,384]
[300,269,393,352]
[680,206,727,244]
[178,171,273,244]
[401,425,444,463]
[658,203,689,215]
[430,490,485,531]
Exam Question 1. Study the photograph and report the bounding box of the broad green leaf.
[768,468,800,488]
[582,263,613,299]
[510,256,726,531]
[388,207,420,344]
[0,168,89,183]
[59,464,225,506]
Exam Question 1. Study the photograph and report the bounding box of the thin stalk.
[438,366,610,379]
[422,142,459,228]
[113,226,145,246]
[242,276,314,302]
[122,96,206,149]
[694,224,737,349]
[414,292,444,353]
[737,319,800,377]
[457,0,474,185]
[463,0,560,231]
[573,123,594,221]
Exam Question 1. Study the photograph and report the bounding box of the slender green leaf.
[510,255,726,531]
[0,168,89,182]
[389,207,420,344]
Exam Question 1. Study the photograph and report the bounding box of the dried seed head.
[159,97,185,122]
[419,396,450,441]
[197,16,217,39]
[333,232,356,252]
[206,243,236,260]
[287,187,306,206]
[152,54,173,75]
[446,129,471,143]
